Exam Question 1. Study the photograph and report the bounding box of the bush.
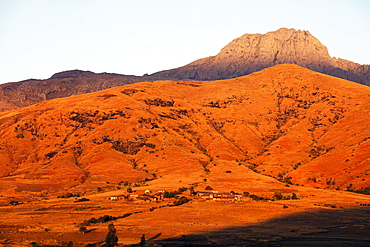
[178,187,188,193]
[205,186,213,190]
[74,198,89,202]
[57,192,80,199]
[291,193,298,200]
[173,196,190,206]
[163,191,180,198]
[9,200,20,205]
[274,192,283,200]
[79,226,87,234]
[83,215,118,225]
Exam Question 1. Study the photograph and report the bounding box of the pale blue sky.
[0,0,369,84]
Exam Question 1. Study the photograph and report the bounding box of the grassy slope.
[0,64,369,201]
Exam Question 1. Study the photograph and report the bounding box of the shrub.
[274,192,283,200]
[74,198,89,203]
[79,226,87,234]
[189,186,195,196]
[291,193,298,200]
[57,192,80,199]
[178,187,188,193]
[163,191,180,198]
[9,200,20,205]
[83,215,118,226]
[173,196,190,206]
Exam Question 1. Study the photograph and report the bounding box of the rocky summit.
[152,28,370,85]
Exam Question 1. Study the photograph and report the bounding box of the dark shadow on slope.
[151,206,370,247]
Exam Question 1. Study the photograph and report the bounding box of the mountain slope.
[152,28,370,85]
[0,64,369,198]
[0,70,153,112]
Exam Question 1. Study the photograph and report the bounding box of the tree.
[292,192,298,200]
[140,234,146,247]
[79,226,87,234]
[104,223,118,247]
[189,186,195,196]
[274,192,283,200]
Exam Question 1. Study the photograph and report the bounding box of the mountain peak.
[151,28,369,85]
[217,28,331,67]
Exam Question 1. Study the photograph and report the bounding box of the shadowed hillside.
[0,70,153,112]
[0,64,369,200]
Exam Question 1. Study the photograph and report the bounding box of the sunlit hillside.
[0,64,369,199]
[0,64,370,246]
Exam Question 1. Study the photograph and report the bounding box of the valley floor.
[1,186,370,246]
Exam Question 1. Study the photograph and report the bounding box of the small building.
[197,192,214,199]
[128,195,139,201]
[108,195,126,201]
[197,191,250,202]
[213,196,235,201]
[154,192,163,200]
[215,192,232,198]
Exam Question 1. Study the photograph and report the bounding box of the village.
[107,189,252,203]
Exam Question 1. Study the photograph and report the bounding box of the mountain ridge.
[0,28,369,113]
[0,71,153,112]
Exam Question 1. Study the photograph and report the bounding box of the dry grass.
[0,64,369,245]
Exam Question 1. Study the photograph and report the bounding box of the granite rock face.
[151,28,370,85]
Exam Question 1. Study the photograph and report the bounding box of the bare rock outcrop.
[151,28,370,85]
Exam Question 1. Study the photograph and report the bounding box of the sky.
[0,0,369,84]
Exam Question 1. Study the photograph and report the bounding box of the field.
[1,181,370,246]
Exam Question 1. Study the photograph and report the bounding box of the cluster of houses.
[108,190,250,203]
[197,191,250,202]
[108,190,163,202]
